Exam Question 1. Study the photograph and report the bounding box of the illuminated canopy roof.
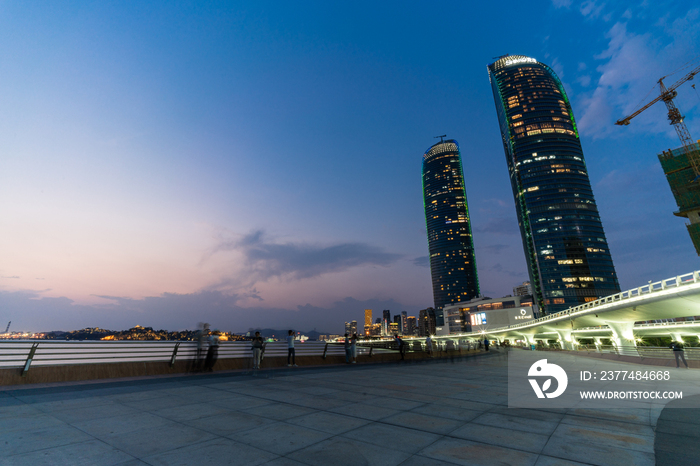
[489,54,538,71]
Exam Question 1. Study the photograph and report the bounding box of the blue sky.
[1,1,699,333]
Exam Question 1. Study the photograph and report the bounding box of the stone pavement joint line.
[0,352,679,466]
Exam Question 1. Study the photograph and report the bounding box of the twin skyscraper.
[422,55,620,318]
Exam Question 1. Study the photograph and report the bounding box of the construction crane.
[4,321,9,333]
[616,62,700,175]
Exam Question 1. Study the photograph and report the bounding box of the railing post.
[322,342,328,359]
[170,342,181,368]
[21,343,39,377]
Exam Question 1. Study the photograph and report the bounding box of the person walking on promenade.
[484,337,490,352]
[204,329,220,372]
[344,333,352,364]
[351,333,358,363]
[670,340,689,368]
[287,330,297,367]
[251,331,264,369]
[426,335,433,357]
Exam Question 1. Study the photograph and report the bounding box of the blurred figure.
[192,322,209,372]
[394,335,405,360]
[670,341,688,368]
[483,337,490,352]
[425,335,433,356]
[351,333,358,364]
[204,329,220,372]
[251,331,264,369]
[344,333,351,364]
[287,330,297,367]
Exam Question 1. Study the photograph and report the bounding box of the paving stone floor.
[0,351,691,465]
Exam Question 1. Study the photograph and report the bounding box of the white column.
[555,330,575,351]
[594,337,603,352]
[605,321,638,356]
[519,334,536,348]
[670,332,683,343]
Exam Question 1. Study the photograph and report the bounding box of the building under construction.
[659,141,700,254]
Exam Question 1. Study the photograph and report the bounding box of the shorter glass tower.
[422,139,480,314]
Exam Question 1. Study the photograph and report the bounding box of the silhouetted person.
[192,322,209,372]
[287,330,297,367]
[204,330,220,372]
[394,335,405,360]
[251,331,264,369]
[344,333,351,363]
[670,341,688,368]
[351,333,358,363]
[484,337,490,352]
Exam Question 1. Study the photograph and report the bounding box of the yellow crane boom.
[616,63,700,175]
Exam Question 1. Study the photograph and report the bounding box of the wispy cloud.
[483,244,510,254]
[412,256,429,267]
[210,230,402,284]
[475,217,520,235]
[492,263,525,278]
[574,7,700,139]
[580,1,605,19]
[2,276,20,279]
[551,0,572,8]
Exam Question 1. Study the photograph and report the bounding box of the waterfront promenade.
[0,351,691,465]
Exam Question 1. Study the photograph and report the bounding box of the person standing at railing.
[287,330,298,367]
[204,330,220,372]
[351,333,358,364]
[425,335,433,357]
[251,331,264,370]
[670,341,689,368]
[484,338,490,352]
[192,322,209,372]
[394,335,405,360]
[344,333,352,364]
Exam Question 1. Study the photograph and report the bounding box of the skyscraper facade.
[364,309,372,336]
[487,55,620,314]
[422,139,480,313]
[382,310,391,336]
[418,307,436,337]
[344,321,357,335]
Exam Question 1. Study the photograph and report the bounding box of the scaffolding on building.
[659,141,700,254]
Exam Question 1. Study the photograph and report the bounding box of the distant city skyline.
[0,2,698,333]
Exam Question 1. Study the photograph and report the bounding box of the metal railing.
[504,270,700,331]
[571,344,700,360]
[0,340,389,375]
[441,270,700,338]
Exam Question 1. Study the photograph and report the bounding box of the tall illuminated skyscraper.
[487,55,620,314]
[364,309,372,336]
[422,139,480,314]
